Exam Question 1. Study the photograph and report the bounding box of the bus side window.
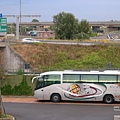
[63,74,80,83]
[118,76,120,82]
[99,75,117,83]
[81,75,98,83]
[43,75,61,87]
[43,75,49,87]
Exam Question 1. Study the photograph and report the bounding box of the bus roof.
[40,70,120,76]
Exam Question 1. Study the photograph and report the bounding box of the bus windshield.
[35,77,44,90]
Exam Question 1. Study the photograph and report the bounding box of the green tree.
[17,75,32,95]
[53,12,79,40]
[31,19,39,22]
[0,66,5,117]
[77,19,91,39]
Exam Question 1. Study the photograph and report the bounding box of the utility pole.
[20,0,21,24]
[20,0,22,36]
[3,15,41,40]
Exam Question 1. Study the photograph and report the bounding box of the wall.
[2,45,27,73]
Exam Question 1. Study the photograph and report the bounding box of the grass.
[1,75,36,91]
[0,114,14,119]
[10,43,120,72]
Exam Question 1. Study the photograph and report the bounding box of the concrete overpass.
[89,21,120,33]
[89,21,120,27]
[7,21,120,33]
[7,21,120,27]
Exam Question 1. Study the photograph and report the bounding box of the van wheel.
[50,94,61,102]
[103,95,114,104]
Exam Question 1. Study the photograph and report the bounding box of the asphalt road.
[2,102,120,120]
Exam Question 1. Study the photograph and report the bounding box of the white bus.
[32,70,120,104]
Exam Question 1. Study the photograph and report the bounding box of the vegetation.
[0,114,14,119]
[0,65,6,117]
[53,12,79,40]
[52,12,93,40]
[77,19,92,40]
[1,75,33,95]
[16,69,24,75]
[31,19,39,22]
[11,43,120,72]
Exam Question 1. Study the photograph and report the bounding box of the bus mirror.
[32,76,37,83]
[32,76,40,83]
[32,76,42,83]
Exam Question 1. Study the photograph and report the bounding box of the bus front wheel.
[103,94,114,104]
[50,93,61,102]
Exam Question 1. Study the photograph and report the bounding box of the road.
[1,39,120,46]
[39,40,97,46]
[2,101,120,120]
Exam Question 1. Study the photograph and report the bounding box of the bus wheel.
[50,93,61,102]
[103,95,114,104]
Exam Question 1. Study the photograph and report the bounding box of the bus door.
[35,77,44,90]
[37,75,50,99]
[34,77,45,99]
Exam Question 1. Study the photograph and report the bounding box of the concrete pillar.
[16,17,19,40]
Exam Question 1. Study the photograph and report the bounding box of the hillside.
[11,43,120,72]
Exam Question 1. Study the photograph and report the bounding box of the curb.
[1,96,34,98]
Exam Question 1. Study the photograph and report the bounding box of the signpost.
[0,17,7,37]
[0,14,2,18]
[0,18,7,32]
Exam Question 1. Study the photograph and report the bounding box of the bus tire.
[103,94,114,104]
[50,93,61,102]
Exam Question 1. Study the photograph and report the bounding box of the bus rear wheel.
[50,93,61,102]
[103,95,114,104]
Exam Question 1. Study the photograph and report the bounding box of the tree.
[53,12,79,40]
[0,51,3,117]
[77,19,91,40]
[0,51,8,117]
[0,66,4,117]
[31,19,39,22]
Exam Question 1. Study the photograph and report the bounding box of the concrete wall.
[2,45,27,73]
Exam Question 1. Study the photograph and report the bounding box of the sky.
[0,0,120,23]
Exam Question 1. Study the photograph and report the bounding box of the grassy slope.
[11,43,120,71]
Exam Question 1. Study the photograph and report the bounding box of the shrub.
[1,75,32,96]
[1,84,12,95]
[16,69,24,75]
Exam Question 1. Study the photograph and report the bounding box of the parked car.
[21,38,40,43]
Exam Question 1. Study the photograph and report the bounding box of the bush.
[1,84,12,95]
[16,69,24,75]
[1,75,32,95]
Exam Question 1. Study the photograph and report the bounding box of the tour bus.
[32,70,120,104]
